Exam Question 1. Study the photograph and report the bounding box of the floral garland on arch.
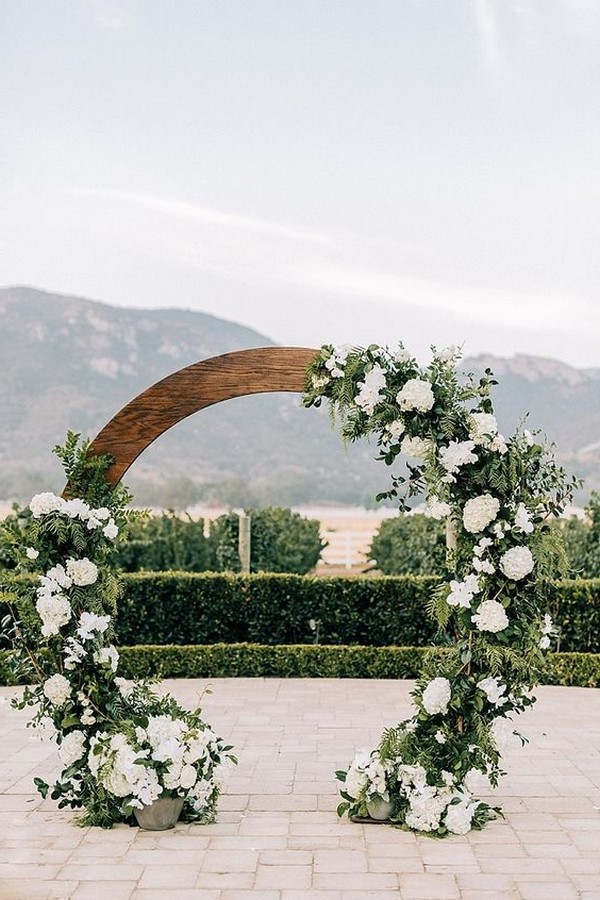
[303,343,578,836]
[2,433,235,828]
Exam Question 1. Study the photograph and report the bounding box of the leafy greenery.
[368,514,446,575]
[303,342,578,834]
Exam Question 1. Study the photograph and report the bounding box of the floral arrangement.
[2,433,235,828]
[303,343,577,835]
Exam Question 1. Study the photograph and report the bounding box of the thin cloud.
[72,187,335,248]
[92,0,136,31]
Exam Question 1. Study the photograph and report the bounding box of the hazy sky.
[2,1,600,366]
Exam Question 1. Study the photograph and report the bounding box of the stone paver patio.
[1,678,599,899]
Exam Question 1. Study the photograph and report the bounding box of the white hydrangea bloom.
[43,673,72,707]
[405,785,450,832]
[36,592,72,636]
[468,412,498,444]
[426,496,451,520]
[66,558,99,587]
[462,495,501,534]
[63,498,91,520]
[471,599,509,633]
[29,492,65,518]
[421,677,452,715]
[444,795,476,834]
[499,546,535,580]
[59,730,87,767]
[439,440,477,474]
[400,436,431,459]
[396,378,435,413]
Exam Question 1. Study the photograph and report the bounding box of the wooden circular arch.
[87,346,319,487]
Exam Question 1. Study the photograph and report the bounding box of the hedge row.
[1,644,598,687]
[116,573,600,652]
[113,572,440,648]
[2,573,599,652]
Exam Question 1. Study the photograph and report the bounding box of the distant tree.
[368,513,446,575]
[207,507,324,574]
[558,491,600,578]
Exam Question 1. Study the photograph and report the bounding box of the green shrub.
[368,514,446,575]
[113,512,209,573]
[206,507,324,574]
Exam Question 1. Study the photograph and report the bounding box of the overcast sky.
[2,1,600,367]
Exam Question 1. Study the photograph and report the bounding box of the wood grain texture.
[86,346,319,486]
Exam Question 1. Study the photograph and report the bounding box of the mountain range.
[1,285,598,507]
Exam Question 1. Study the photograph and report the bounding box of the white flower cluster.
[354,364,387,415]
[499,546,535,581]
[58,730,87,767]
[400,436,431,460]
[89,714,223,810]
[471,598,509,633]
[35,558,102,638]
[43,673,72,707]
[477,676,508,707]
[397,765,475,834]
[426,495,452,520]
[439,439,477,475]
[381,418,405,445]
[421,677,452,715]
[396,378,435,413]
[462,494,500,534]
[344,749,389,800]
[539,613,555,649]
[324,344,353,378]
[29,493,119,540]
[513,503,534,534]
[447,573,480,608]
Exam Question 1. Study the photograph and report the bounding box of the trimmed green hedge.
[1,644,598,687]
[114,572,439,648]
[2,573,599,652]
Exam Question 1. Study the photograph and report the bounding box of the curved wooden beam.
[86,346,319,487]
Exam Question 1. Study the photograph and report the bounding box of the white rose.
[58,730,87,767]
[36,593,72,636]
[65,558,99,587]
[421,677,452,715]
[43,673,72,707]
[94,645,119,671]
[471,599,509,633]
[499,546,535,580]
[396,378,435,413]
[513,503,534,534]
[179,764,198,791]
[477,676,508,706]
[103,520,119,539]
[29,492,65,518]
[462,495,500,534]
